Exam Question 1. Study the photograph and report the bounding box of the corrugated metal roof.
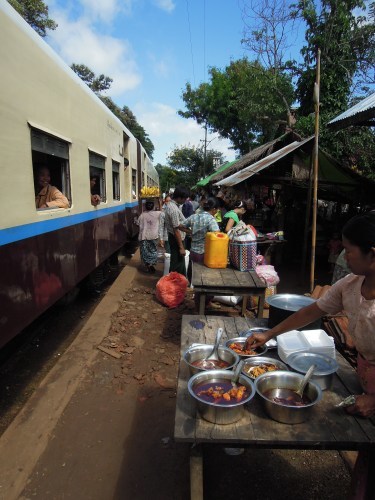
[328,93,375,129]
[214,136,314,186]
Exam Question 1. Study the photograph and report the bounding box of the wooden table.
[174,315,375,500]
[191,263,267,317]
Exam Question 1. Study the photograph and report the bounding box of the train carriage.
[0,0,159,347]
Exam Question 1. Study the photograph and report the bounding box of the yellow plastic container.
[204,232,229,268]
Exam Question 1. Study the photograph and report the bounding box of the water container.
[204,232,229,269]
[163,251,190,276]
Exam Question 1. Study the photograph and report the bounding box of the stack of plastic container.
[277,329,335,363]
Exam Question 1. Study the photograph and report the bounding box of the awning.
[195,160,237,187]
[327,93,375,130]
[214,136,314,186]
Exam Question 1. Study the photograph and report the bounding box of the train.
[0,0,159,348]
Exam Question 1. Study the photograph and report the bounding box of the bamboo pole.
[310,48,321,293]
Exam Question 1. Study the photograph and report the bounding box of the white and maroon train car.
[0,0,159,347]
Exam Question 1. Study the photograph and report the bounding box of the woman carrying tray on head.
[223,200,247,233]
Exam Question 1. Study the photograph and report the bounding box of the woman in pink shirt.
[248,211,375,417]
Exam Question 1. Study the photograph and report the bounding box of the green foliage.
[71,64,113,93]
[8,0,57,36]
[155,164,178,194]
[99,96,154,159]
[166,145,223,188]
[179,59,295,155]
[292,0,375,115]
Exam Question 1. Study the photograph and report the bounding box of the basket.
[229,240,257,271]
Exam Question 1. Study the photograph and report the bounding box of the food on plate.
[229,342,257,356]
[194,381,248,404]
[244,363,278,378]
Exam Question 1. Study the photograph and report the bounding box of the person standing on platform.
[159,194,171,254]
[137,201,161,273]
[164,186,190,276]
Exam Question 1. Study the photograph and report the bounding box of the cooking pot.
[266,294,321,330]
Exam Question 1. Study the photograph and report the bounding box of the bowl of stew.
[183,344,239,376]
[188,369,255,424]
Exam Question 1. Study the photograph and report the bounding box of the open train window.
[112,161,120,201]
[89,151,106,203]
[31,129,71,209]
[132,168,137,198]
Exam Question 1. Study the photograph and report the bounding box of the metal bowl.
[241,356,288,379]
[183,344,239,376]
[241,327,277,349]
[287,351,338,390]
[254,370,322,424]
[225,337,268,358]
[188,369,255,424]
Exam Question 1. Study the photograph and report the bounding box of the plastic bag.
[255,264,280,286]
[227,221,256,241]
[156,272,188,308]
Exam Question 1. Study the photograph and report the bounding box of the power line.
[203,0,206,82]
[185,0,196,86]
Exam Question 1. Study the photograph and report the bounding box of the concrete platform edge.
[0,253,140,500]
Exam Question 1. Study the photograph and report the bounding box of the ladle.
[231,360,244,387]
[295,364,316,398]
[200,328,223,369]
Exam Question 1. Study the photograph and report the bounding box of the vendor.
[223,200,247,233]
[247,211,375,418]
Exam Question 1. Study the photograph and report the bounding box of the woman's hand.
[160,239,165,248]
[245,331,273,349]
[345,394,375,417]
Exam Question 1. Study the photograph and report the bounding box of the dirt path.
[3,253,351,499]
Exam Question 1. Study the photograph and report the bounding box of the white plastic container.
[277,329,335,363]
[163,251,190,276]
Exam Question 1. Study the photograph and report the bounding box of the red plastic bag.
[156,272,188,308]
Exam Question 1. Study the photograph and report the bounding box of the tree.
[293,0,375,115]
[70,64,113,94]
[8,0,57,37]
[167,145,224,187]
[100,97,154,159]
[179,59,295,155]
[155,164,178,194]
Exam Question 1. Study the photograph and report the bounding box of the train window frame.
[31,128,71,210]
[112,160,120,201]
[132,168,137,198]
[89,151,106,203]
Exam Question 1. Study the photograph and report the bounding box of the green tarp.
[195,160,237,187]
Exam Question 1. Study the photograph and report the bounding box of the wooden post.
[310,49,321,294]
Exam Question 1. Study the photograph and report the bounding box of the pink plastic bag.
[156,272,188,308]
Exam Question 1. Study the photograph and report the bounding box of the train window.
[31,129,71,209]
[89,152,106,203]
[112,161,120,201]
[132,168,137,198]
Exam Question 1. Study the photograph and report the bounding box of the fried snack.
[229,342,257,356]
[248,363,278,378]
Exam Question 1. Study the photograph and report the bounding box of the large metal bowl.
[254,370,322,424]
[241,356,288,379]
[188,369,255,424]
[287,351,338,391]
[183,344,239,376]
[225,337,268,358]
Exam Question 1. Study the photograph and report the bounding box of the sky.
[44,0,303,165]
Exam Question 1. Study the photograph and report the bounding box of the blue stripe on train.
[0,202,139,246]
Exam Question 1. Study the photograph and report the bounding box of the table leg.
[190,444,203,500]
[257,293,265,319]
[199,293,206,315]
[241,295,248,317]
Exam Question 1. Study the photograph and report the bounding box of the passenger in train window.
[35,166,70,209]
[90,176,101,206]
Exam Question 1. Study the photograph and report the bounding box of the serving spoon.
[200,327,223,369]
[231,360,244,387]
[295,364,316,399]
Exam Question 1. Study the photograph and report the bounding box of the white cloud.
[79,0,132,23]
[48,12,142,95]
[148,53,170,78]
[153,0,175,13]
[135,102,236,165]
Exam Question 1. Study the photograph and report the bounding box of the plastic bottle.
[204,232,229,269]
